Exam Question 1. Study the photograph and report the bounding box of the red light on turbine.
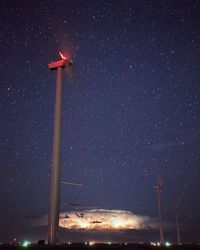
[59,51,68,60]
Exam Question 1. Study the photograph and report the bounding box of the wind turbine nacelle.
[48,59,73,70]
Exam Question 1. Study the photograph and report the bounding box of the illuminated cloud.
[58,209,158,231]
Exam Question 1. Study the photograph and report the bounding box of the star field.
[0,0,200,243]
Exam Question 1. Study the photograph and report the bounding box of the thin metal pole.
[48,66,63,244]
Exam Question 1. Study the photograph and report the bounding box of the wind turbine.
[48,52,73,245]
[175,207,181,245]
[154,172,164,245]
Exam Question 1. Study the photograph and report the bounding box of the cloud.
[58,209,158,231]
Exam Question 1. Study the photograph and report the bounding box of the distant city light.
[150,242,160,246]
[165,241,172,247]
[21,240,31,247]
[150,241,172,247]
[89,241,95,246]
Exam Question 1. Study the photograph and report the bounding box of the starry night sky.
[0,0,200,244]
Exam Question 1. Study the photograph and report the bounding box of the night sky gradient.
[0,0,200,244]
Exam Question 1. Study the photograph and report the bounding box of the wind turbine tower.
[154,173,164,245]
[175,207,181,245]
[47,52,73,244]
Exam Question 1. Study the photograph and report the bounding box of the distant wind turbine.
[154,172,164,245]
[175,207,181,245]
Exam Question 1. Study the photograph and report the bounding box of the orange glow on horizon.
[57,209,158,231]
[34,209,162,231]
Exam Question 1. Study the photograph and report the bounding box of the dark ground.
[0,243,200,250]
